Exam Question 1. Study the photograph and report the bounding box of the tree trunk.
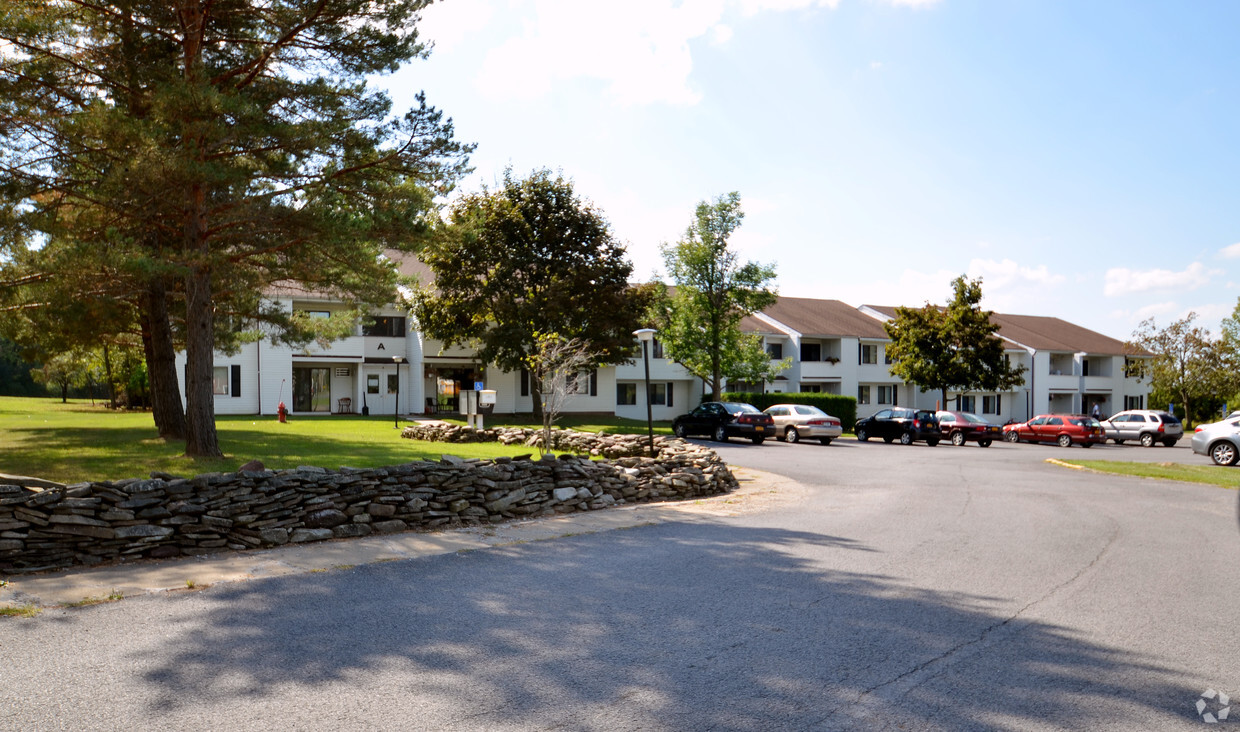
[530,374,544,420]
[60,383,68,403]
[183,183,222,458]
[142,279,187,440]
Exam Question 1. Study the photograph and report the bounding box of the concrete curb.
[1,466,804,610]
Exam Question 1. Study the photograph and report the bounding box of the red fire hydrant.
[277,401,288,423]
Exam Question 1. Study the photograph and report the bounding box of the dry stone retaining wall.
[399,423,662,459]
[0,434,735,573]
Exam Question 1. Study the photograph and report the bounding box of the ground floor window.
[982,395,1001,414]
[212,367,229,395]
[617,382,637,405]
[1125,395,1144,410]
[877,385,895,405]
[858,385,871,405]
[802,385,821,393]
[959,395,976,413]
[649,382,673,406]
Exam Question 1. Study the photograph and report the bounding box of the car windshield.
[1160,413,1182,425]
[794,405,826,416]
[961,413,989,424]
[723,403,761,414]
[892,408,914,418]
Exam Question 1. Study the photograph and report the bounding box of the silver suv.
[1100,410,1183,447]
[1191,417,1240,465]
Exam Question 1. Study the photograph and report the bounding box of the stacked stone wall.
[0,434,735,573]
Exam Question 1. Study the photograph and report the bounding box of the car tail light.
[1196,425,1205,433]
[913,419,921,428]
[1158,423,1165,433]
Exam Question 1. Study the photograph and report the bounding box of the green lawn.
[1061,459,1240,489]
[0,397,553,483]
[440,413,675,436]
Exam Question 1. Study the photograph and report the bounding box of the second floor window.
[766,343,783,360]
[801,343,821,362]
[860,344,878,365]
[363,316,406,337]
[651,338,664,359]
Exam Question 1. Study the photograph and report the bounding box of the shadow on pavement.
[124,520,1195,729]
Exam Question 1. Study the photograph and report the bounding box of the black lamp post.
[392,356,404,428]
[634,328,656,457]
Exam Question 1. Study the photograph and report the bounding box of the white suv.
[1100,410,1183,447]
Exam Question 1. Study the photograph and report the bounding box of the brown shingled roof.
[755,297,890,338]
[864,305,1143,356]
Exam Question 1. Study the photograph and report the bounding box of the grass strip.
[1061,459,1240,489]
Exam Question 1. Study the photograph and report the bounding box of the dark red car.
[936,411,1003,447]
[1003,414,1105,448]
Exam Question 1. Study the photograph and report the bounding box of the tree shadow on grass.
[113,520,1202,730]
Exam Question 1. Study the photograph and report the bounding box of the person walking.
[1091,402,1102,420]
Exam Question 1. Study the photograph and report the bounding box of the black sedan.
[672,402,774,444]
[855,408,941,446]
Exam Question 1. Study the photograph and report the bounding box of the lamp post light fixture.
[633,328,657,458]
[392,356,404,429]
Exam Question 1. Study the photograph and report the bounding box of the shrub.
[722,392,858,432]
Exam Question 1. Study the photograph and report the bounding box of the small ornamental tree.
[526,333,599,456]
[1129,314,1233,426]
[885,276,1025,407]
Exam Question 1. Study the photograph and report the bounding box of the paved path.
[1,439,1237,730]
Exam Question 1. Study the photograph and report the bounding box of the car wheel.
[856,428,869,442]
[1162,439,1177,447]
[1006,431,1020,443]
[786,427,800,444]
[1210,441,1239,466]
[1057,434,1072,448]
[899,431,913,445]
[819,438,833,446]
[1081,442,1093,448]
[674,423,688,439]
[951,431,965,446]
[978,439,992,448]
[713,425,728,443]
[1139,433,1155,448]
[751,436,765,445]
[927,439,939,447]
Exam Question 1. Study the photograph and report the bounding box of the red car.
[936,411,1003,447]
[1003,414,1105,448]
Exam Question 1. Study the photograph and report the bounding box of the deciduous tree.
[1130,314,1233,426]
[655,192,783,400]
[412,169,646,417]
[884,276,1025,407]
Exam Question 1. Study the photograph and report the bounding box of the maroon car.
[1003,414,1105,448]
[936,411,1003,447]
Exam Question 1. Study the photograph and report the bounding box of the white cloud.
[870,61,883,70]
[882,0,942,6]
[1103,262,1220,297]
[464,0,934,107]
[1219,242,1240,259]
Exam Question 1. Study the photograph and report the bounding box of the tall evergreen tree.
[0,0,471,456]
[885,276,1025,407]
[655,192,782,401]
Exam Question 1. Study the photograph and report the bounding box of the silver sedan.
[763,404,844,445]
[1190,417,1240,465]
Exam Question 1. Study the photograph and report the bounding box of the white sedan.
[763,404,844,445]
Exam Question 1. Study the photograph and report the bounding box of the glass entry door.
[292,367,331,412]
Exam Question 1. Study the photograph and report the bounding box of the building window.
[860,344,877,365]
[1125,395,1144,410]
[387,374,399,394]
[982,395,1001,414]
[617,383,637,405]
[766,343,783,360]
[858,385,871,405]
[649,382,668,406]
[802,384,821,393]
[959,395,975,412]
[884,348,893,365]
[801,343,821,362]
[877,385,894,405]
[568,369,598,396]
[362,316,406,337]
[212,367,229,395]
[651,338,664,359]
[367,374,380,394]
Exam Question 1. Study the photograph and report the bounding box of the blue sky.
[385,0,1239,342]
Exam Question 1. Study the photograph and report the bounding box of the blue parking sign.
[474,381,484,391]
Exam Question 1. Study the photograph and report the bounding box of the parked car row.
[671,404,1217,467]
